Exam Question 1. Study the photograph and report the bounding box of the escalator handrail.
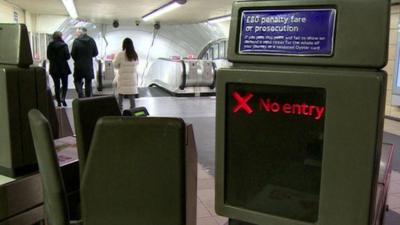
[210,61,217,89]
[179,60,186,90]
[157,57,183,62]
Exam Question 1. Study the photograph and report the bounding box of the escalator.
[143,58,216,96]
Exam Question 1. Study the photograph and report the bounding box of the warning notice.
[239,9,337,56]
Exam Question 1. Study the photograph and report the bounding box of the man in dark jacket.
[71,27,98,98]
[47,31,71,106]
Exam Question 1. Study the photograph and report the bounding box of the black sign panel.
[225,83,326,222]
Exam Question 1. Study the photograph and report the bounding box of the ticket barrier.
[0,24,80,225]
[215,1,391,225]
[0,137,80,225]
[96,60,103,91]
[96,60,115,92]
[80,117,197,225]
[0,24,50,177]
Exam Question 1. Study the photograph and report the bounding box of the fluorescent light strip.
[61,0,78,19]
[142,2,182,21]
[208,15,231,24]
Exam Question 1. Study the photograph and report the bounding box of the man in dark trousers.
[71,27,98,98]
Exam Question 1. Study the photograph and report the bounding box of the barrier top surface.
[0,24,33,68]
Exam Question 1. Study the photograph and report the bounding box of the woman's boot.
[61,87,67,107]
[55,91,62,107]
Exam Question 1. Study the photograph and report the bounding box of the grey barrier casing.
[0,23,49,177]
[215,65,386,225]
[0,67,49,177]
[215,1,389,224]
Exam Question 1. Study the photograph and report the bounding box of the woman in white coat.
[113,38,139,110]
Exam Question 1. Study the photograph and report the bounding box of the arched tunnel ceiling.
[7,0,234,25]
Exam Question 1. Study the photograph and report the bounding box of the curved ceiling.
[7,0,234,24]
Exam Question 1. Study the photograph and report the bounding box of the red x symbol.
[232,91,254,114]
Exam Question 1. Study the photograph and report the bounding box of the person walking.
[47,31,71,107]
[113,38,139,110]
[71,27,98,98]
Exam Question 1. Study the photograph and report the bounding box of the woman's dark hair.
[52,31,63,41]
[122,38,138,61]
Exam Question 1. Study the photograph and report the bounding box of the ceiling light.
[208,15,231,24]
[74,20,89,28]
[142,0,186,22]
[61,0,78,19]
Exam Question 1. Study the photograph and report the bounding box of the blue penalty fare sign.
[239,9,337,56]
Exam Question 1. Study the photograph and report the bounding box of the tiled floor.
[64,95,400,225]
[197,164,227,225]
[384,120,400,217]
[385,120,400,223]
